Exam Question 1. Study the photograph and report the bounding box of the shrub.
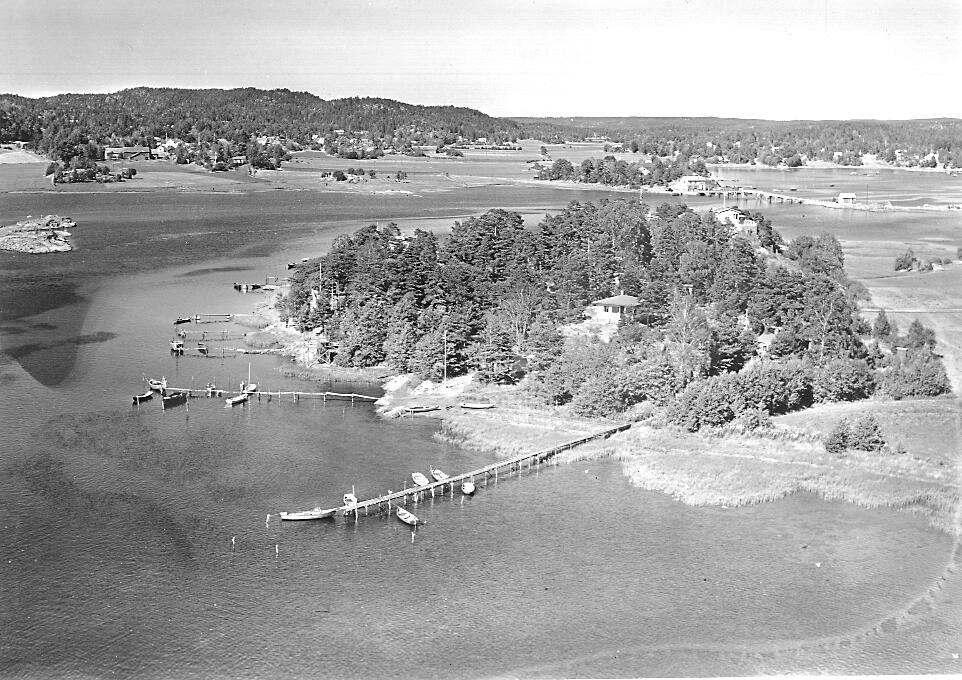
[824,418,851,454]
[824,414,885,454]
[894,249,916,271]
[813,358,876,402]
[878,350,951,398]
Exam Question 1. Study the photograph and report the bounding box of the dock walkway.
[161,386,378,403]
[295,423,632,522]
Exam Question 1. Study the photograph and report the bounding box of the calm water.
[1,183,960,678]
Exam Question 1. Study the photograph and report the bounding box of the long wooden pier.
[290,423,632,523]
[157,386,378,403]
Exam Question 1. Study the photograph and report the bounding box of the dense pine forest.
[284,199,949,428]
[0,87,521,165]
[3,87,961,169]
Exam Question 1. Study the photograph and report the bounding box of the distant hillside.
[510,116,962,168]
[0,87,521,162]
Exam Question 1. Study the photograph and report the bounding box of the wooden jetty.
[176,329,248,341]
[157,385,379,403]
[288,423,632,524]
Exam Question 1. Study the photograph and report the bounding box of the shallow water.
[1,185,961,677]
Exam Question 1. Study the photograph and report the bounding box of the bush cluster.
[824,415,886,454]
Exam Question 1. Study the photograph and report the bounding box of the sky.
[2,0,960,120]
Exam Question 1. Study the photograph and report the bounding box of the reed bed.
[234,314,270,330]
[243,331,279,349]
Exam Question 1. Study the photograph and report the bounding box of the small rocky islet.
[0,215,76,253]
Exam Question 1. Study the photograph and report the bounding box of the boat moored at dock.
[278,507,338,521]
[430,467,449,482]
[225,393,249,407]
[147,377,167,391]
[131,391,154,404]
[411,472,430,487]
[161,390,189,409]
[461,480,476,495]
[396,507,420,526]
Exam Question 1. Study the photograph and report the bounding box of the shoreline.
[247,209,961,536]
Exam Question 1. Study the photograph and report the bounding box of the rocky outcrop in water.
[0,215,76,253]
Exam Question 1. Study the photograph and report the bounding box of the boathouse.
[671,175,718,194]
[586,294,640,324]
[837,192,857,205]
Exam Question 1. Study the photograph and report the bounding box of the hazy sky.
[3,0,960,119]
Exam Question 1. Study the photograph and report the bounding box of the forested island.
[283,199,949,439]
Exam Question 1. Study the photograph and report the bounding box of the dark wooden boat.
[132,391,154,404]
[161,390,189,409]
[197,343,208,355]
[169,339,185,352]
[173,316,193,325]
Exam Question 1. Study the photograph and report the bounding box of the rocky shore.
[0,215,76,253]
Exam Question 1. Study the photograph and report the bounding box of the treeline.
[536,154,708,187]
[0,87,521,165]
[285,199,949,429]
[513,116,962,168]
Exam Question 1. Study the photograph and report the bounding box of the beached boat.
[404,405,438,414]
[169,339,185,352]
[173,316,192,325]
[225,393,249,407]
[279,506,338,521]
[411,472,430,486]
[147,377,167,391]
[458,402,495,409]
[161,390,188,409]
[430,467,449,482]
[461,480,476,495]
[131,391,153,404]
[396,506,419,526]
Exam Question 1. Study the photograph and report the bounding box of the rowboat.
[459,402,495,409]
[197,343,208,355]
[147,377,167,391]
[396,506,420,526]
[131,391,153,404]
[173,316,193,325]
[430,467,449,482]
[169,339,185,352]
[404,405,438,414]
[161,390,188,409]
[461,480,476,495]
[278,506,337,521]
[225,393,249,407]
[411,472,430,486]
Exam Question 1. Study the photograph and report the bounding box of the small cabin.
[586,294,640,324]
[837,192,857,205]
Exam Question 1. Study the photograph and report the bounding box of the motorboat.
[225,393,249,406]
[430,467,449,482]
[169,339,185,352]
[396,506,420,526]
[411,472,430,487]
[174,316,193,325]
[278,506,338,521]
[161,390,188,409]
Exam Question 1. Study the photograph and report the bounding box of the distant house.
[585,294,640,324]
[104,146,151,160]
[837,192,857,205]
[671,175,718,194]
[711,206,757,236]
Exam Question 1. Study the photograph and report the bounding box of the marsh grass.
[235,314,270,330]
[244,331,279,349]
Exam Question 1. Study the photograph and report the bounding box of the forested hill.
[511,116,962,168]
[0,87,521,157]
